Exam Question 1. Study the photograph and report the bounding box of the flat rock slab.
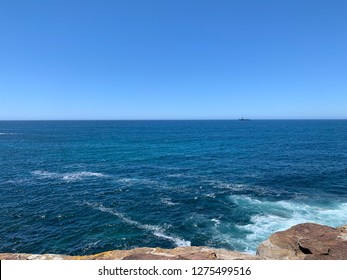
[257,223,347,260]
[0,246,259,260]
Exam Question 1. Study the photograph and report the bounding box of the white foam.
[205,193,216,198]
[62,171,107,181]
[231,195,347,253]
[31,170,60,179]
[167,173,185,178]
[0,132,18,135]
[83,240,101,251]
[116,178,158,185]
[211,218,220,226]
[86,202,190,247]
[167,173,195,178]
[207,180,250,192]
[32,170,108,181]
[161,198,180,206]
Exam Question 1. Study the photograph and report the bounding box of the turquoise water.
[0,120,346,255]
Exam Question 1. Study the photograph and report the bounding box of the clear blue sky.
[0,0,346,120]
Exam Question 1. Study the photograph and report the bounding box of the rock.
[0,246,259,260]
[257,223,347,260]
[0,253,67,260]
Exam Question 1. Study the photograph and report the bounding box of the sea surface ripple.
[0,120,346,255]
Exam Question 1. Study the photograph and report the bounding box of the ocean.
[0,120,346,255]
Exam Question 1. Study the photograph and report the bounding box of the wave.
[62,172,107,181]
[207,180,250,191]
[230,195,347,252]
[115,178,167,189]
[211,218,220,226]
[189,195,347,253]
[86,202,190,247]
[161,198,180,206]
[167,173,185,178]
[0,132,18,135]
[205,193,216,198]
[208,180,293,198]
[166,173,196,179]
[31,171,60,179]
[116,178,156,184]
[32,170,108,181]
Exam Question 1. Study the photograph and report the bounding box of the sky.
[0,0,346,120]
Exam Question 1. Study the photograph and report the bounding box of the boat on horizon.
[239,117,250,121]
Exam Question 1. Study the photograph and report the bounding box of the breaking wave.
[230,195,347,252]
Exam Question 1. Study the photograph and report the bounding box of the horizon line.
[1,118,347,121]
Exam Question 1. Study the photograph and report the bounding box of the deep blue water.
[1,120,347,255]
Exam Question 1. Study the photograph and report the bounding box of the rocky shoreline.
[1,223,346,260]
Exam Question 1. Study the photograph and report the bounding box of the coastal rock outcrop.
[256,223,347,260]
[0,246,259,260]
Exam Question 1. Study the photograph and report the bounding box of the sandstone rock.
[257,223,347,260]
[0,246,259,260]
[0,253,67,260]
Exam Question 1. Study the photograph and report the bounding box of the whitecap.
[0,132,18,135]
[167,173,196,178]
[207,180,250,191]
[211,218,220,226]
[86,202,190,247]
[167,173,185,178]
[205,193,216,198]
[231,195,347,252]
[62,171,107,181]
[83,240,101,251]
[31,170,60,179]
[32,170,108,181]
[161,198,180,206]
[116,178,160,186]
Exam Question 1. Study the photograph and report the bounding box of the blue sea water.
[0,120,347,255]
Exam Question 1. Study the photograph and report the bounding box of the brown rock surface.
[257,223,347,260]
[0,246,259,260]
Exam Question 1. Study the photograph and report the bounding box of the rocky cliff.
[256,223,347,260]
[1,223,346,260]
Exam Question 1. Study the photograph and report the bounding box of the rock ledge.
[0,246,258,260]
[257,223,347,260]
